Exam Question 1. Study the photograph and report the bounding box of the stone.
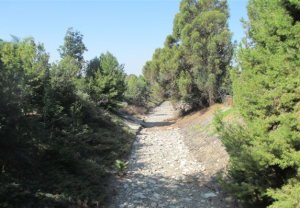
[134,192,146,199]
[148,179,157,184]
[153,193,160,198]
[133,200,143,204]
[151,202,157,207]
[184,198,192,201]
[203,192,217,198]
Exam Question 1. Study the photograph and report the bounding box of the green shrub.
[213,0,300,206]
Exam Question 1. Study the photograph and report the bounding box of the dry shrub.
[120,105,147,116]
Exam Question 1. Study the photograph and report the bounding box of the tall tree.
[214,0,300,207]
[58,27,87,69]
[174,0,233,106]
[144,0,233,109]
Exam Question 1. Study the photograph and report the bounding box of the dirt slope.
[174,105,231,191]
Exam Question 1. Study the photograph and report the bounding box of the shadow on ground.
[145,121,175,128]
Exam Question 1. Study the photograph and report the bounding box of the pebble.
[134,192,146,199]
[204,192,218,198]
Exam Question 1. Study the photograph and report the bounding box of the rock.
[182,176,194,184]
[148,179,157,184]
[133,200,143,204]
[154,193,160,198]
[203,192,217,198]
[184,198,192,201]
[151,202,158,207]
[149,197,159,202]
[134,192,146,199]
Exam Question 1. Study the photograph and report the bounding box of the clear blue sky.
[0,0,248,75]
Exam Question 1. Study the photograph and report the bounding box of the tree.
[58,27,87,70]
[86,56,101,79]
[144,0,233,109]
[213,0,300,207]
[86,52,126,108]
[125,75,150,106]
[0,37,134,207]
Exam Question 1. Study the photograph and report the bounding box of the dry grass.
[119,105,148,116]
[175,104,226,126]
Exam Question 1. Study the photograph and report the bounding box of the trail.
[108,101,233,208]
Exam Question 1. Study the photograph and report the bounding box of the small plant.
[114,160,128,176]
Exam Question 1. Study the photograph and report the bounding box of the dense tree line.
[213,0,300,207]
[124,74,150,107]
[143,0,233,110]
[0,28,133,207]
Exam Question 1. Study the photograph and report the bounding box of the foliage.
[124,74,150,107]
[143,0,233,109]
[86,52,126,108]
[114,160,129,176]
[58,27,87,71]
[213,0,300,207]
[0,35,133,207]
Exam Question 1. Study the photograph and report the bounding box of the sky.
[0,0,248,75]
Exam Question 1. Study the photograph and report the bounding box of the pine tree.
[144,0,233,109]
[59,27,87,72]
[214,0,300,206]
[86,52,126,108]
[125,75,150,106]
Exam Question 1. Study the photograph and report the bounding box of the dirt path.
[108,101,234,208]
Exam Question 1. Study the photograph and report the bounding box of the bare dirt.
[106,101,242,208]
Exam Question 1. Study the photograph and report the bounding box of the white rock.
[203,192,217,198]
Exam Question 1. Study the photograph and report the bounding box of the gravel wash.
[108,102,230,208]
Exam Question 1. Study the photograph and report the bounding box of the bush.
[124,74,150,107]
[0,37,133,207]
[213,0,300,206]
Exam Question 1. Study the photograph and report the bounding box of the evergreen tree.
[0,37,133,207]
[59,27,87,71]
[86,52,126,108]
[144,0,233,109]
[125,75,150,106]
[214,0,300,207]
